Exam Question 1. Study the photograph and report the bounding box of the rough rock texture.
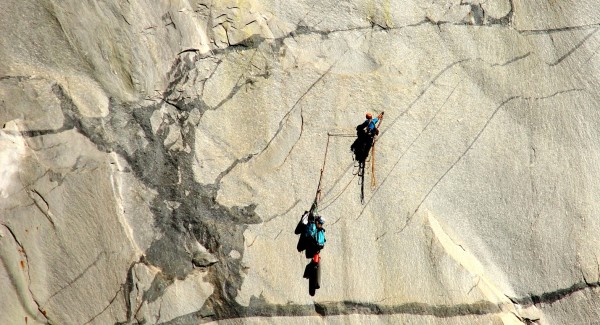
[2,0,600,324]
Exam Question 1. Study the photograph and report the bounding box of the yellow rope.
[371,113,384,188]
[371,141,376,188]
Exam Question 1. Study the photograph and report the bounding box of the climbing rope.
[314,134,331,205]
[326,132,355,137]
[371,112,384,188]
[311,132,364,211]
[310,123,387,210]
[319,173,356,211]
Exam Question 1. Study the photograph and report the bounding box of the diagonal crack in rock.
[506,281,600,307]
[1,224,49,323]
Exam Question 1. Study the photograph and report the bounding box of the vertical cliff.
[2,0,600,324]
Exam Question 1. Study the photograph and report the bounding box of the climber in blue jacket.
[305,216,326,250]
[365,112,383,134]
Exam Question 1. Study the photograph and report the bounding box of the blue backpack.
[315,228,326,247]
[305,221,326,248]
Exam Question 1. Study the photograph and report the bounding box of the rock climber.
[312,216,326,250]
[303,215,325,293]
[351,111,384,162]
[304,215,326,256]
[363,112,383,137]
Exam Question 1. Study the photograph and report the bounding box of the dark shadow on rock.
[350,120,376,164]
[296,234,308,253]
[350,136,373,163]
[294,216,306,235]
[295,213,308,252]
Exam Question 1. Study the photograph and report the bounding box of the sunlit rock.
[2,1,600,324]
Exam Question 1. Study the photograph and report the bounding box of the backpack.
[315,229,326,248]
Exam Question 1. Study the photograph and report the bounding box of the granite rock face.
[2,0,600,324]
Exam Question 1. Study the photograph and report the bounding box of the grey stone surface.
[213,314,505,325]
[1,0,600,324]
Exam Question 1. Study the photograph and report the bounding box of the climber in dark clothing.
[296,210,326,252]
[351,112,384,162]
[298,214,326,257]
[303,216,326,294]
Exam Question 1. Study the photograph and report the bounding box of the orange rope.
[371,143,376,188]
[315,134,331,204]
[371,113,384,188]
